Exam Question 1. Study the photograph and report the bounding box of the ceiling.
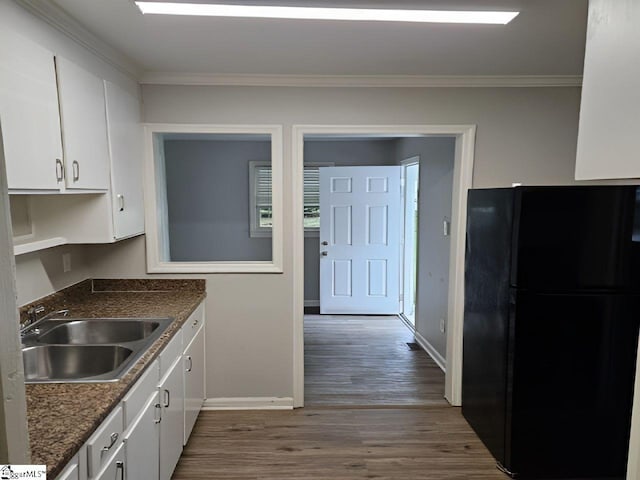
[51,0,588,76]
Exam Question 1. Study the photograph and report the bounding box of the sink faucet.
[20,307,70,337]
[22,305,44,329]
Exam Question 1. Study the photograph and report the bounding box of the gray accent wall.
[303,139,397,303]
[164,139,272,262]
[396,137,456,361]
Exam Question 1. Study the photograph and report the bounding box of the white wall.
[164,139,272,262]
[14,245,91,307]
[83,84,585,401]
[396,137,456,360]
[303,139,396,303]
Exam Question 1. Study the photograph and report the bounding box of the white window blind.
[303,167,320,207]
[250,162,332,236]
[254,165,273,208]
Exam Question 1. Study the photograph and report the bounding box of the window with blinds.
[249,162,332,236]
[253,164,273,228]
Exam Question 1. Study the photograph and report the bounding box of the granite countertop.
[22,279,206,478]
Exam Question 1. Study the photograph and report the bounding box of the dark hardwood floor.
[173,315,504,479]
[304,315,447,406]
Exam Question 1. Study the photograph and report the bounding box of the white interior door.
[320,166,402,314]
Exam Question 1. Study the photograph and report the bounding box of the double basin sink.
[22,317,173,383]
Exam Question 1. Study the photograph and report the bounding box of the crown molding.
[140,73,583,88]
[15,0,142,79]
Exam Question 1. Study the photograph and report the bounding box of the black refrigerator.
[462,186,640,479]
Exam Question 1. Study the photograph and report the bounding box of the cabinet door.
[56,56,110,190]
[104,81,144,239]
[0,29,63,190]
[183,324,205,445]
[86,406,123,478]
[158,357,184,480]
[56,455,79,480]
[94,442,124,480]
[575,0,640,180]
[123,392,160,480]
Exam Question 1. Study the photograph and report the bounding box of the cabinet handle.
[192,318,199,327]
[117,194,125,212]
[55,159,64,182]
[164,389,170,408]
[72,160,79,181]
[154,403,162,424]
[101,432,119,452]
[186,355,193,372]
[116,461,124,480]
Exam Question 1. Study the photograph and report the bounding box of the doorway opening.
[293,125,476,408]
[295,129,474,408]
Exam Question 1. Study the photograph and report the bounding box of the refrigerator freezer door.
[511,186,640,292]
[506,291,640,478]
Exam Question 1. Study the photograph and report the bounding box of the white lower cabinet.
[86,407,123,478]
[55,302,205,480]
[183,323,205,445]
[94,443,125,480]
[159,356,185,480]
[57,454,80,480]
[123,392,160,480]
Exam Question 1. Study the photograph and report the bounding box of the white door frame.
[400,156,420,327]
[292,125,476,408]
[0,120,30,462]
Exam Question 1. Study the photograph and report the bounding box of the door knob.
[321,251,328,256]
[321,241,328,246]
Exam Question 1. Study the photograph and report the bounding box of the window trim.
[143,123,284,273]
[249,161,334,238]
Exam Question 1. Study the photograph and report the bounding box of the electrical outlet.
[440,318,446,333]
[62,253,71,273]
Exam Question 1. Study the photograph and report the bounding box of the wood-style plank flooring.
[304,315,447,406]
[173,315,504,479]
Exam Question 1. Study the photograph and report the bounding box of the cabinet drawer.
[159,329,183,378]
[122,359,159,428]
[182,303,204,351]
[86,405,123,478]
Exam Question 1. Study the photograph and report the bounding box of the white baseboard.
[414,331,447,373]
[304,300,320,307]
[202,397,294,410]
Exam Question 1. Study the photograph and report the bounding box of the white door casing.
[319,166,402,315]
[402,159,420,324]
[292,125,477,408]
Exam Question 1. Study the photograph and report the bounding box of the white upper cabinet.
[104,81,145,239]
[0,29,63,191]
[56,56,110,190]
[575,0,640,180]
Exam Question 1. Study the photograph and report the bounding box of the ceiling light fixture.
[134,2,520,25]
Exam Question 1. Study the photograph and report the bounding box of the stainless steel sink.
[21,317,173,383]
[23,345,134,382]
[37,319,161,345]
